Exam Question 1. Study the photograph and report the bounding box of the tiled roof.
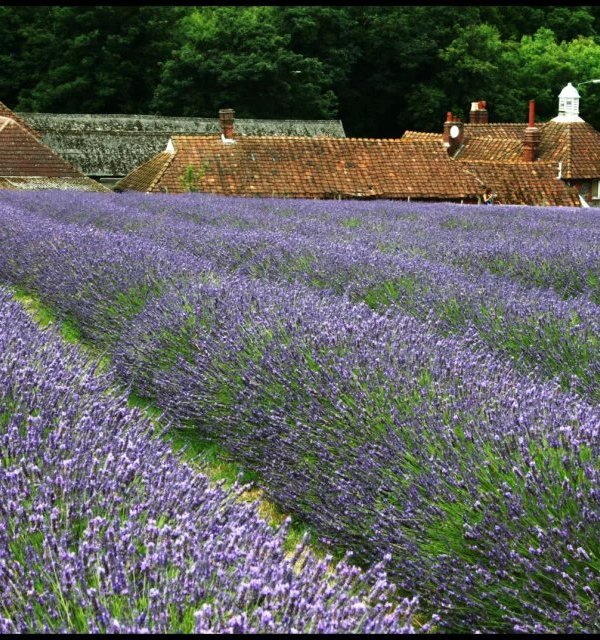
[17,112,347,178]
[117,135,481,200]
[463,123,526,139]
[456,137,523,162]
[401,130,443,141]
[117,152,174,192]
[402,125,527,161]
[0,116,83,177]
[536,121,600,179]
[0,100,42,140]
[461,161,581,207]
[452,120,600,180]
[402,125,527,142]
[0,116,109,190]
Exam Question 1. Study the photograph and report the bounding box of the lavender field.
[0,286,422,633]
[0,190,599,633]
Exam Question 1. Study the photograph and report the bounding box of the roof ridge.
[19,112,343,123]
[565,123,574,178]
[172,134,415,143]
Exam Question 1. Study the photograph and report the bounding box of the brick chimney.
[522,99,540,162]
[443,112,464,156]
[469,100,488,124]
[219,108,235,143]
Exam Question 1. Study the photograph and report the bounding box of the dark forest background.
[3,5,600,137]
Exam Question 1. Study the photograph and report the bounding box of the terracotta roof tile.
[537,121,600,179]
[456,137,523,162]
[16,112,346,178]
[0,100,42,140]
[0,115,108,191]
[453,120,600,180]
[117,135,480,200]
[117,152,174,192]
[463,123,526,138]
[461,161,580,207]
[401,130,443,142]
[0,116,85,178]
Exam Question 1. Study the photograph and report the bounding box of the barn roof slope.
[17,112,347,178]
[117,135,481,200]
[0,116,108,192]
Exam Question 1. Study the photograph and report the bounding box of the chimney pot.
[528,99,535,128]
[523,99,540,162]
[470,100,488,124]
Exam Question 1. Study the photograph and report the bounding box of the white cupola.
[552,82,583,122]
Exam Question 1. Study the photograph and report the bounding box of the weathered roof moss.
[17,112,346,178]
[0,176,109,191]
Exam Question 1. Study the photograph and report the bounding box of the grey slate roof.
[17,112,347,178]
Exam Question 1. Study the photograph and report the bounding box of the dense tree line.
[3,5,600,137]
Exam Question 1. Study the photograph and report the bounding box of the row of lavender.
[2,191,597,401]
[143,195,600,302]
[0,286,424,633]
[0,198,598,632]
[5,190,598,302]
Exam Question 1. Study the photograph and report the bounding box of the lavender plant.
[0,192,599,631]
[113,275,600,633]
[3,190,596,300]
[0,286,426,634]
[0,204,215,344]
[2,192,597,400]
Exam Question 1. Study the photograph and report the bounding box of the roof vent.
[552,82,583,123]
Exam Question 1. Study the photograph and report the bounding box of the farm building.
[0,101,108,192]
[115,108,580,207]
[404,83,600,207]
[115,108,480,201]
[16,110,346,187]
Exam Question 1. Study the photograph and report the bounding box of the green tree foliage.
[478,5,596,42]
[3,6,600,135]
[437,23,506,123]
[494,28,600,125]
[328,6,483,136]
[275,6,362,126]
[4,6,185,113]
[424,17,600,132]
[0,6,52,104]
[151,6,337,119]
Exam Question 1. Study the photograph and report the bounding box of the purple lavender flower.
[0,286,424,633]
[0,191,598,632]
